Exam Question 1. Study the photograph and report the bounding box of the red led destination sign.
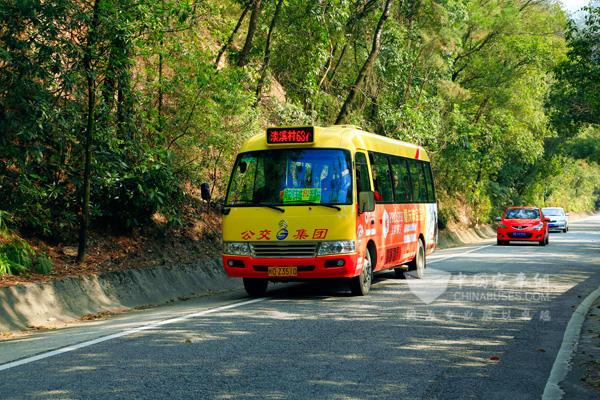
[266,127,314,144]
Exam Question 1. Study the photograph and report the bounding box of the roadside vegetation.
[0,0,599,279]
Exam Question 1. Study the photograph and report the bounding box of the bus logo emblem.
[383,209,390,239]
[279,220,288,229]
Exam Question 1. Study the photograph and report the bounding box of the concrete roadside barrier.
[0,260,242,334]
[437,224,496,248]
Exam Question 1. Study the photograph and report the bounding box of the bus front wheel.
[243,278,268,297]
[350,248,373,296]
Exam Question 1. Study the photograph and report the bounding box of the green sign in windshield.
[282,188,321,203]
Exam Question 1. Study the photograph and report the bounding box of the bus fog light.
[337,259,345,266]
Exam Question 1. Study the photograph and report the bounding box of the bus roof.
[239,125,430,162]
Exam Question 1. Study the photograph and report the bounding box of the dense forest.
[1,0,599,274]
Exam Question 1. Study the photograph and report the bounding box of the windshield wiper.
[298,201,341,211]
[255,203,285,212]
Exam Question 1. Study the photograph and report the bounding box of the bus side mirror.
[200,182,211,201]
[358,191,375,213]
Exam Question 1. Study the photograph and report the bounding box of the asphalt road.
[1,216,599,399]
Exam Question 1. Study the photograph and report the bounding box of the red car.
[496,207,550,246]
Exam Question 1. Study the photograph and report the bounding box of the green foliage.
[0,238,33,276]
[0,238,55,276]
[548,5,600,133]
[37,255,54,275]
[0,0,598,249]
[0,210,10,235]
[95,149,186,230]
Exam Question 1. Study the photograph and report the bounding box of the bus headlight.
[318,240,356,256]
[223,242,250,256]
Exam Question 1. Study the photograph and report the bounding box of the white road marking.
[0,297,267,372]
[428,245,493,264]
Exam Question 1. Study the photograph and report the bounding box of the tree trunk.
[318,41,335,89]
[402,46,423,105]
[76,0,102,263]
[328,42,348,86]
[158,49,164,134]
[335,0,395,125]
[215,0,257,69]
[474,95,490,124]
[237,0,262,67]
[116,33,132,139]
[323,0,378,88]
[255,0,284,106]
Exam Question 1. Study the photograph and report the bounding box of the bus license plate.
[268,266,298,277]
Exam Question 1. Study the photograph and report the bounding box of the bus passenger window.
[391,157,412,203]
[424,164,436,203]
[370,153,393,202]
[408,160,428,202]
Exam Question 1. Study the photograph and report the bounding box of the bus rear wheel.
[243,278,268,297]
[407,239,425,279]
[350,248,373,296]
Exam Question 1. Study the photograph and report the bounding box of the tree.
[215,0,259,69]
[548,5,600,134]
[335,0,395,124]
[238,0,262,67]
[255,0,285,105]
[76,0,103,263]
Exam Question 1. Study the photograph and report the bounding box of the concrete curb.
[0,260,242,334]
[437,225,496,249]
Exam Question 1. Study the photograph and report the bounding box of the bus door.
[354,151,375,269]
[370,152,405,269]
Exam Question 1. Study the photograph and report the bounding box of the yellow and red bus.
[210,125,437,296]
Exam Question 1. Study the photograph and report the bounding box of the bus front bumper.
[222,254,360,279]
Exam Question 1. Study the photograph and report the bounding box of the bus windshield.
[226,149,353,206]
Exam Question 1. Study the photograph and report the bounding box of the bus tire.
[350,248,373,296]
[243,278,268,297]
[407,239,425,279]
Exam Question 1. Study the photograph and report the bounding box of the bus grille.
[250,242,319,258]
